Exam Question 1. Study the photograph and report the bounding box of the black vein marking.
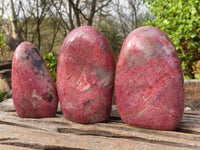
[31,58,43,73]
[42,91,54,102]
[101,42,109,51]
[25,48,45,76]
[47,93,53,102]
[34,72,39,75]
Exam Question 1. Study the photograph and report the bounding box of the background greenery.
[0,91,8,102]
[43,52,57,83]
[0,0,199,79]
[144,0,200,79]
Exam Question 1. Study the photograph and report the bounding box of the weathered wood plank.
[0,61,12,70]
[0,144,35,150]
[0,123,196,150]
[0,99,200,150]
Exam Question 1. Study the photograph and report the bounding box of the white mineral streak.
[76,73,92,91]
[97,72,112,86]
[76,67,113,91]
[31,89,42,100]
[81,84,91,91]
[96,68,113,86]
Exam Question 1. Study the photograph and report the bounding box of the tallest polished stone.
[57,26,115,123]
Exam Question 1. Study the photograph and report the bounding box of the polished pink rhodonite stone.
[115,26,185,130]
[12,42,58,118]
[57,26,115,123]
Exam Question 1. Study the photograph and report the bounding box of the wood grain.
[0,99,200,150]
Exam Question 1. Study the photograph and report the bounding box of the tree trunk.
[49,20,59,52]
[37,25,41,50]
[9,0,18,39]
[19,0,28,41]
[134,8,138,28]
[8,0,23,50]
[87,0,97,26]
[9,0,23,41]
[68,2,75,30]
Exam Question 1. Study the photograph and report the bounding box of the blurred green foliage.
[98,19,124,61]
[144,0,200,79]
[43,52,57,83]
[0,34,5,48]
[0,91,8,102]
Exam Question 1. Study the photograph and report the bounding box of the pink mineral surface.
[57,26,115,123]
[115,26,185,130]
[12,42,58,118]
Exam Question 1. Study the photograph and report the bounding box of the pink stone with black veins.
[115,26,185,130]
[57,26,115,123]
[12,42,58,118]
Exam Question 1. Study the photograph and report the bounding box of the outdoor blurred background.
[0,0,199,79]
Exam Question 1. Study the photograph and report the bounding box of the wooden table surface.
[0,99,200,150]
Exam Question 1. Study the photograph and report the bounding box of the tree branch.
[68,0,89,23]
[87,0,97,26]
[95,0,112,13]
